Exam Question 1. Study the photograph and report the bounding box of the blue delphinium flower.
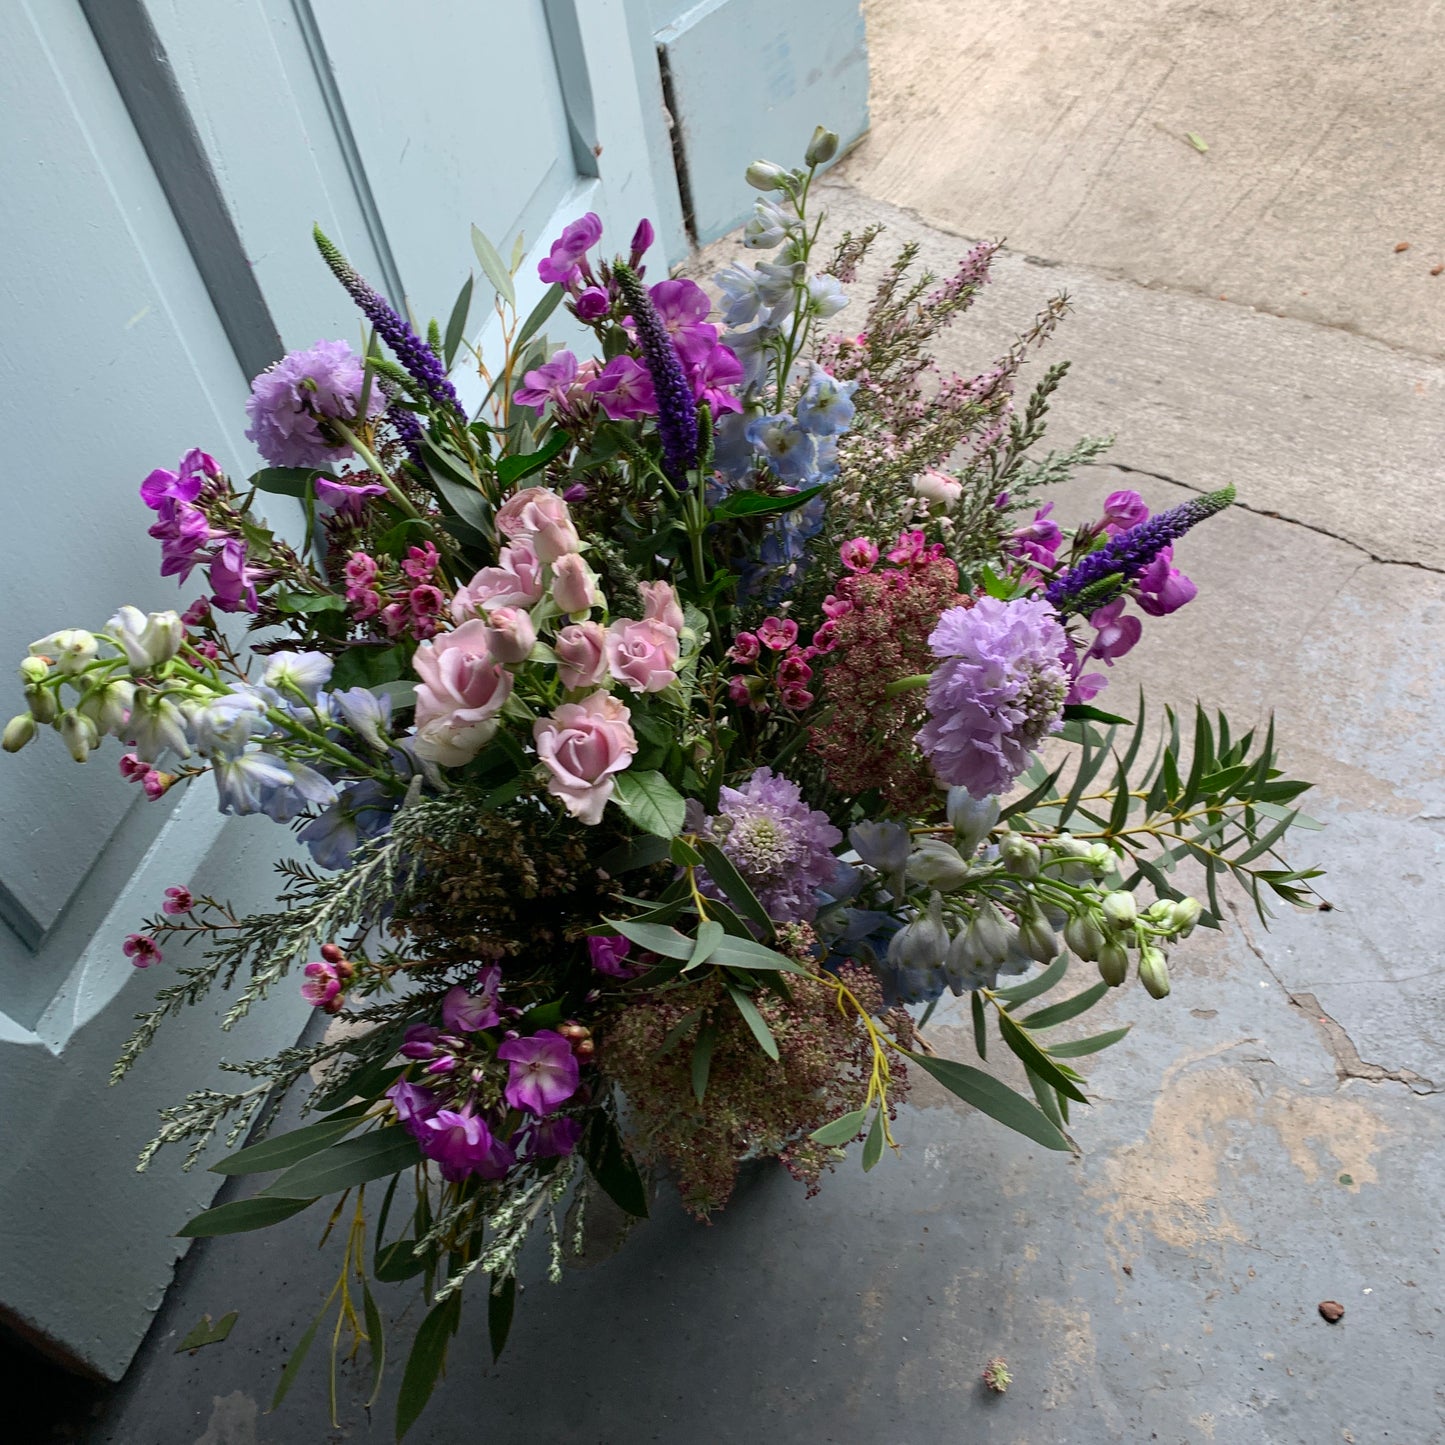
[212,749,294,816]
[796,369,857,436]
[297,779,398,870]
[258,758,339,823]
[191,691,269,761]
[330,686,393,752]
[746,414,815,483]
[261,650,334,703]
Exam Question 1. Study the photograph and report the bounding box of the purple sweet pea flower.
[415,1108,515,1182]
[584,355,657,420]
[209,538,260,612]
[587,934,636,978]
[572,287,610,322]
[496,1031,580,1115]
[1134,546,1198,616]
[528,1115,582,1159]
[386,1078,442,1133]
[515,350,579,411]
[441,976,501,1033]
[537,213,602,286]
[1085,598,1143,665]
[1102,489,1149,534]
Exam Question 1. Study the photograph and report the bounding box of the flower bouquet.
[5,128,1320,1436]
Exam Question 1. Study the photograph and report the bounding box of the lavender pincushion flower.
[693,767,842,923]
[916,596,1069,799]
[244,339,383,469]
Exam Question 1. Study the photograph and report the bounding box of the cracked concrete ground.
[81,8,1444,1444]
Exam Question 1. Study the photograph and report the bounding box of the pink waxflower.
[755,616,798,652]
[587,934,637,978]
[344,552,378,590]
[840,537,879,572]
[1102,489,1149,533]
[821,594,853,620]
[496,1031,581,1115]
[180,597,211,629]
[119,753,150,782]
[142,770,177,800]
[301,959,344,1011]
[638,580,685,635]
[1086,599,1143,665]
[551,553,601,615]
[402,543,440,582]
[777,652,813,686]
[123,933,163,968]
[495,487,581,564]
[407,585,447,639]
[532,691,637,824]
[606,618,680,693]
[1134,547,1198,616]
[780,685,815,710]
[811,619,840,653]
[887,530,927,566]
[728,631,761,665]
[554,621,609,690]
[482,607,537,665]
[452,543,544,621]
[162,886,193,916]
[411,619,514,766]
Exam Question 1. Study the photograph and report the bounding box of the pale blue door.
[0,0,678,1379]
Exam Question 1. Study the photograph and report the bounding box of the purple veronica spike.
[1045,485,1235,614]
[313,226,465,422]
[386,395,425,463]
[613,262,699,483]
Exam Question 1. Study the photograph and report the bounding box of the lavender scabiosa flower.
[1045,484,1235,615]
[244,340,384,469]
[694,768,843,924]
[612,262,699,482]
[313,226,465,421]
[916,597,1069,799]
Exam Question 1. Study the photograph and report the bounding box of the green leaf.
[249,466,318,498]
[695,841,773,935]
[174,1310,238,1352]
[1062,704,1132,725]
[262,1126,422,1200]
[210,1114,363,1176]
[610,769,686,838]
[488,1275,516,1363]
[177,1194,317,1238]
[1025,1065,1064,1130]
[272,588,347,615]
[971,991,988,1058]
[999,763,1065,823]
[692,1018,719,1102]
[1106,755,1132,836]
[1186,131,1209,153]
[329,643,410,693]
[708,484,825,521]
[688,920,726,970]
[596,834,672,874]
[271,1302,325,1409]
[470,224,515,307]
[375,1238,427,1283]
[443,274,474,368]
[861,1108,885,1172]
[904,1051,1071,1151]
[395,1294,460,1440]
[1022,981,1111,1029]
[727,983,779,1060]
[709,934,810,975]
[1232,808,1299,866]
[603,917,693,960]
[1049,1025,1132,1057]
[992,953,1069,1005]
[657,1006,705,1057]
[997,1013,1088,1104]
[669,836,704,867]
[361,1277,386,1408]
[809,1108,868,1146]
[497,429,569,488]
[514,284,564,353]
[580,1109,649,1218]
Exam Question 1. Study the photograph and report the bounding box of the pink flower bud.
[551,553,601,615]
[482,606,538,665]
[554,621,609,691]
[638,580,685,635]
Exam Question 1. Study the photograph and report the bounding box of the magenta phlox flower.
[386,1078,442,1133]
[209,538,260,613]
[515,350,579,410]
[400,1024,447,1061]
[537,212,602,285]
[528,1115,582,1159]
[123,933,162,968]
[1012,502,1061,553]
[244,339,383,469]
[140,468,203,512]
[441,975,501,1033]
[315,476,387,516]
[917,597,1070,798]
[416,1108,515,1182]
[497,1030,580,1115]
[1085,599,1143,665]
[572,287,610,322]
[676,332,744,414]
[1102,489,1149,533]
[584,354,657,420]
[149,500,214,581]
[629,218,654,266]
[587,934,637,978]
[1133,547,1197,616]
[647,277,711,337]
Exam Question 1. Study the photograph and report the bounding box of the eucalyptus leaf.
[903,1051,1070,1152]
[177,1194,317,1238]
[396,1293,461,1439]
[262,1125,421,1200]
[210,1114,362,1176]
[727,983,779,1060]
[470,224,515,307]
[809,1108,868,1146]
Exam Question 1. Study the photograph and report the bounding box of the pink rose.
[606,617,680,693]
[411,619,514,766]
[482,606,537,665]
[638,579,685,635]
[555,621,608,690]
[551,553,601,615]
[495,487,581,564]
[533,691,638,825]
[452,543,543,621]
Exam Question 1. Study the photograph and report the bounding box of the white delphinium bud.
[2,715,37,752]
[947,790,1000,856]
[58,710,99,762]
[25,685,57,724]
[964,900,1014,970]
[107,606,183,671]
[804,126,839,166]
[34,629,97,676]
[1097,939,1130,986]
[999,833,1041,878]
[907,837,972,892]
[1100,891,1139,928]
[1016,904,1059,964]
[744,160,790,191]
[18,656,49,685]
[1166,897,1202,937]
[888,892,950,972]
[78,678,135,737]
[1064,910,1105,962]
[1138,945,1171,998]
